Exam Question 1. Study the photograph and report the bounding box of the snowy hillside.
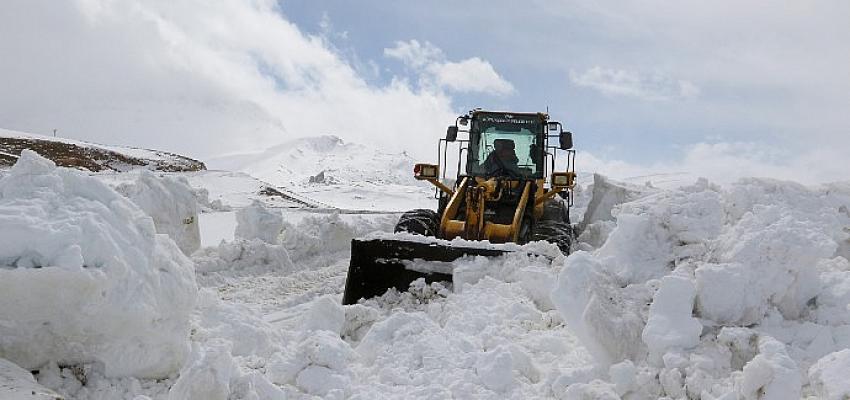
[0,128,205,172]
[209,135,436,211]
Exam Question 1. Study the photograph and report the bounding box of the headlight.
[422,165,437,177]
[551,172,573,188]
[554,175,568,186]
[414,163,439,179]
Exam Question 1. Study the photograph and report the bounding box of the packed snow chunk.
[474,348,515,392]
[0,357,63,400]
[814,257,850,325]
[594,213,674,284]
[808,349,850,400]
[356,312,442,365]
[717,327,759,370]
[266,331,355,396]
[551,251,650,365]
[302,295,345,334]
[736,336,801,400]
[282,212,396,262]
[642,276,702,355]
[607,360,637,396]
[695,262,761,325]
[295,365,351,398]
[190,290,280,358]
[0,151,197,378]
[168,340,236,400]
[193,238,293,276]
[581,173,650,230]
[234,200,283,244]
[559,379,621,400]
[702,206,836,324]
[116,170,201,255]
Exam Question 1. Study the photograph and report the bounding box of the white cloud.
[384,40,514,95]
[570,67,699,101]
[0,1,463,160]
[575,141,848,186]
[383,39,443,69]
[429,58,515,95]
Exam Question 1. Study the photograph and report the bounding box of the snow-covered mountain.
[0,128,205,172]
[209,135,436,211]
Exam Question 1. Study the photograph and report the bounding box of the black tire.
[541,197,570,224]
[394,209,440,237]
[531,220,572,254]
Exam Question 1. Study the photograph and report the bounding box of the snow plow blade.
[342,238,508,305]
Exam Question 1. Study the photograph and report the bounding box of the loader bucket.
[342,238,508,305]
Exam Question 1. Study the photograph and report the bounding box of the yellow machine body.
[432,175,573,243]
[342,109,576,305]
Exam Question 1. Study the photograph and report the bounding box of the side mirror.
[559,131,573,150]
[446,126,458,142]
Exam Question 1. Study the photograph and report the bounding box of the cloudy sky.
[1,0,848,182]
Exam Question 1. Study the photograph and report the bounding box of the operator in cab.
[482,138,521,177]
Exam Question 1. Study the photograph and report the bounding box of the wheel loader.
[342,109,576,304]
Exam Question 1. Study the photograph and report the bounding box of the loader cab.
[465,112,546,179]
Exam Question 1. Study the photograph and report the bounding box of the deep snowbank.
[0,151,197,378]
[116,170,202,255]
[552,177,850,398]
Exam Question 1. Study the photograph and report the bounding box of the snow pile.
[808,349,850,399]
[576,173,656,251]
[167,291,287,400]
[193,239,293,276]
[193,212,394,282]
[191,201,292,277]
[551,176,850,397]
[0,151,197,378]
[116,170,201,255]
[281,213,397,262]
[0,357,62,399]
[263,296,357,397]
[234,200,283,244]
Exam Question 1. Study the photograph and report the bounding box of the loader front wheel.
[394,209,440,237]
[531,220,572,254]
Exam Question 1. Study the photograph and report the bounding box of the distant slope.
[208,135,435,211]
[209,135,415,187]
[0,128,205,172]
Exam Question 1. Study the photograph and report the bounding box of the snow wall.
[116,171,202,256]
[0,151,198,379]
[552,176,850,399]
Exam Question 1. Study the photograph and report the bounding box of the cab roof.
[469,110,549,122]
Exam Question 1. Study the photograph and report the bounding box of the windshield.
[466,115,543,178]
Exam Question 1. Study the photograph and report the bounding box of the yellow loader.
[343,110,576,304]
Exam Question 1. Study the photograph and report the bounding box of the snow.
[0,151,197,379]
[551,174,850,398]
[3,145,850,399]
[0,357,62,399]
[737,335,801,400]
[182,170,307,209]
[234,200,283,244]
[208,135,436,211]
[116,170,201,255]
[808,349,850,399]
[641,275,702,356]
[198,211,236,247]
